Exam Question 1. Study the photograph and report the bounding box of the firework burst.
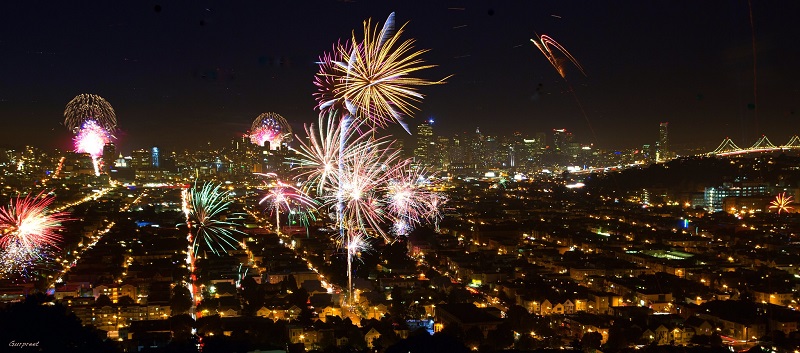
[291,113,365,195]
[769,192,794,214]
[424,192,448,232]
[291,113,374,195]
[386,168,436,235]
[64,94,117,133]
[73,119,112,158]
[250,112,292,148]
[344,231,371,258]
[316,13,447,132]
[314,42,352,113]
[185,182,243,256]
[309,13,447,306]
[258,178,318,233]
[328,137,407,240]
[0,192,69,279]
[64,94,117,175]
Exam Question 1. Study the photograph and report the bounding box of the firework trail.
[531,34,585,79]
[250,112,292,148]
[0,191,69,279]
[235,263,249,289]
[290,113,369,195]
[288,206,318,237]
[769,192,793,214]
[531,34,595,141]
[258,177,317,233]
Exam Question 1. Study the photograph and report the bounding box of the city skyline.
[2,2,800,152]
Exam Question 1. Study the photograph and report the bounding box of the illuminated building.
[414,118,434,169]
[151,147,160,168]
[657,122,669,162]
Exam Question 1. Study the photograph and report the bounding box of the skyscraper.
[552,129,572,153]
[657,122,669,162]
[102,143,116,173]
[470,127,484,168]
[151,147,160,168]
[435,136,450,171]
[414,118,434,168]
[130,149,152,170]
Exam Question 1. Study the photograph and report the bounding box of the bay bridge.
[709,135,800,156]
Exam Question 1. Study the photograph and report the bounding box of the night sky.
[2,1,799,153]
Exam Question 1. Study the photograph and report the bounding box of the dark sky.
[1,1,799,153]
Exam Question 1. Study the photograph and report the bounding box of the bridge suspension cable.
[750,135,776,149]
[711,137,741,154]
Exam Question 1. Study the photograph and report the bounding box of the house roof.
[436,303,504,325]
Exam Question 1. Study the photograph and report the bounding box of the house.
[364,303,388,320]
[54,284,82,300]
[434,303,503,338]
[335,330,349,347]
[93,284,137,303]
[364,327,381,349]
[684,316,713,336]
[587,291,624,315]
[258,304,302,321]
[318,304,343,322]
[752,289,793,306]
[641,324,691,345]
[697,300,766,341]
[564,313,613,343]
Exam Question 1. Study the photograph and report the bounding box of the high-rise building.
[449,134,464,164]
[102,143,116,172]
[552,128,572,153]
[130,149,152,170]
[521,138,540,169]
[657,122,669,162]
[435,136,450,171]
[151,147,160,168]
[470,127,484,168]
[414,119,434,168]
[484,135,498,167]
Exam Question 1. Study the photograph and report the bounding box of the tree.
[464,326,484,350]
[117,295,136,306]
[505,305,532,331]
[170,285,193,315]
[95,294,113,307]
[282,274,299,292]
[710,332,723,347]
[0,294,118,352]
[286,287,309,308]
[581,332,603,352]
[439,323,465,341]
[169,314,195,342]
[486,325,515,350]
[389,286,407,319]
